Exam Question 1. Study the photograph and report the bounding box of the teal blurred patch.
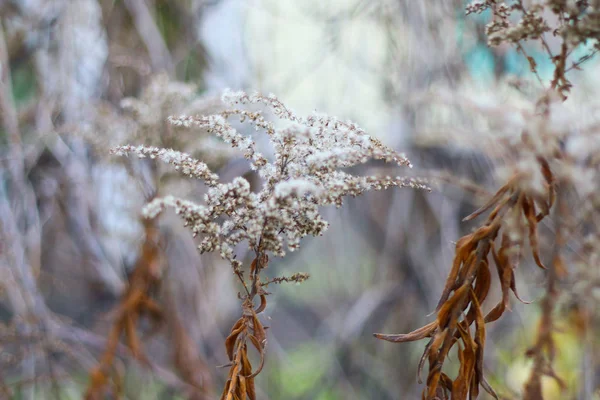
[503,48,553,80]
[465,45,496,83]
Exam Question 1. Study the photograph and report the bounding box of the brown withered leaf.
[240,345,256,400]
[452,328,476,399]
[251,312,266,347]
[437,284,470,328]
[221,351,242,400]
[222,332,258,400]
[435,235,476,312]
[485,241,512,323]
[456,252,478,293]
[486,238,530,325]
[426,328,454,399]
[471,289,498,399]
[418,338,435,384]
[439,373,453,399]
[255,292,268,313]
[521,196,547,270]
[238,376,247,400]
[373,320,438,343]
[509,268,531,304]
[462,177,515,222]
[462,260,490,328]
[226,318,246,361]
[245,335,266,379]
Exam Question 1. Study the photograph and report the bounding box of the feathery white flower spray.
[114,89,429,400]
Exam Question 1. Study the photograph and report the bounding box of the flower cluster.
[562,8,600,46]
[468,1,600,53]
[484,3,550,46]
[115,73,236,167]
[111,145,220,186]
[115,90,429,268]
[465,1,492,15]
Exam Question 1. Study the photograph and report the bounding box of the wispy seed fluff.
[114,90,429,267]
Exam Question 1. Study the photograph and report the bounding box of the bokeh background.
[0,0,598,399]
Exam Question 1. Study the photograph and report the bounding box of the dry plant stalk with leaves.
[108,90,429,399]
[85,218,163,399]
[82,75,229,400]
[376,1,600,399]
[81,2,600,398]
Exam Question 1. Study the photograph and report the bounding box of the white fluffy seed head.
[117,91,428,266]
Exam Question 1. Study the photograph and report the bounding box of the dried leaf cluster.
[374,1,600,399]
[376,160,555,399]
[220,272,267,400]
[2,0,600,398]
[115,89,429,396]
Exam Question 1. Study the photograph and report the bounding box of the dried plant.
[113,89,429,399]
[375,1,600,399]
[3,1,600,398]
[82,74,232,399]
[2,0,228,397]
[84,218,164,399]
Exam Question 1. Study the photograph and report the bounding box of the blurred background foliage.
[0,0,598,399]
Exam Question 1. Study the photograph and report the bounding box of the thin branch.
[123,0,174,75]
[0,20,22,170]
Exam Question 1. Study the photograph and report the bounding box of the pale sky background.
[202,0,405,137]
